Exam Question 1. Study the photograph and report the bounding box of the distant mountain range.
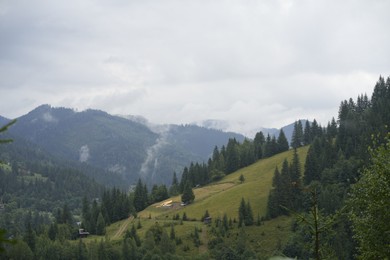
[196,119,307,145]
[1,105,306,188]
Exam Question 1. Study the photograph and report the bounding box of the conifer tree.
[179,167,189,193]
[134,179,147,212]
[290,149,303,210]
[304,143,321,185]
[277,129,289,152]
[245,201,254,226]
[226,138,240,173]
[303,120,312,145]
[291,120,304,148]
[238,198,247,227]
[254,131,265,159]
[181,182,195,204]
[96,212,106,235]
[169,172,179,196]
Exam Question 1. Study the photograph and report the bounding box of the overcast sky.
[1,0,389,135]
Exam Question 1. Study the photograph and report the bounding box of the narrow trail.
[199,226,208,254]
[112,216,134,240]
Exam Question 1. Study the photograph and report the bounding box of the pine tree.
[96,212,106,235]
[291,120,304,148]
[254,131,265,159]
[133,179,147,212]
[304,143,321,185]
[239,174,245,183]
[290,149,303,210]
[303,120,312,145]
[277,129,290,152]
[181,182,195,204]
[179,167,189,193]
[238,198,247,227]
[245,201,254,226]
[226,138,240,174]
[169,172,179,196]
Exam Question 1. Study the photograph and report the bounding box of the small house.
[203,216,212,225]
[79,229,90,238]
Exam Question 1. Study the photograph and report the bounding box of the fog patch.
[79,145,90,162]
[42,112,58,123]
[139,125,171,182]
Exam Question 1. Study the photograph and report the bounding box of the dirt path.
[112,216,134,240]
[199,226,208,254]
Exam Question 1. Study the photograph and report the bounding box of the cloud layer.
[1,0,389,134]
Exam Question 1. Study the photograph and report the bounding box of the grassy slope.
[84,146,309,257]
[141,146,309,221]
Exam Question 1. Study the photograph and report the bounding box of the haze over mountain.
[3,105,247,187]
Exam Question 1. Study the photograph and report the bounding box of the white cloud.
[79,145,90,163]
[0,0,389,134]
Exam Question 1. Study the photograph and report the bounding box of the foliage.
[267,151,303,218]
[0,119,16,144]
[348,133,390,259]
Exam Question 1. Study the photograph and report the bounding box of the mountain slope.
[5,105,246,187]
[140,146,309,220]
[8,105,158,186]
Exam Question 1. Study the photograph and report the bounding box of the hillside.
[84,146,309,258]
[5,105,245,187]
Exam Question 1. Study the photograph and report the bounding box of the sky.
[1,0,389,136]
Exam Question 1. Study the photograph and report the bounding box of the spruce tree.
[238,198,247,227]
[245,201,254,226]
[254,131,265,159]
[181,182,195,204]
[291,120,304,148]
[133,179,147,212]
[303,120,312,145]
[169,172,179,196]
[290,149,303,210]
[96,212,106,235]
[226,138,240,174]
[304,143,321,185]
[277,129,289,152]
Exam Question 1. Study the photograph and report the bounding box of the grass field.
[140,146,309,221]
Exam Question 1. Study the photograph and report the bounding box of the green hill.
[87,146,309,258]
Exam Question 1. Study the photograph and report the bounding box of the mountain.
[197,118,308,145]
[5,105,245,187]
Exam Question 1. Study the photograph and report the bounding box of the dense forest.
[0,76,389,259]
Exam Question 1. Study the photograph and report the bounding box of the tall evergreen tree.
[238,198,247,227]
[303,120,312,145]
[289,149,303,210]
[291,120,304,148]
[226,138,240,174]
[304,140,321,185]
[96,212,106,235]
[277,129,289,152]
[134,179,147,212]
[254,131,265,159]
[179,167,189,193]
[181,182,195,204]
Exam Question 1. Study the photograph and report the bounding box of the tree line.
[267,76,390,259]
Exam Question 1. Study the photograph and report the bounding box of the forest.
[0,76,389,259]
